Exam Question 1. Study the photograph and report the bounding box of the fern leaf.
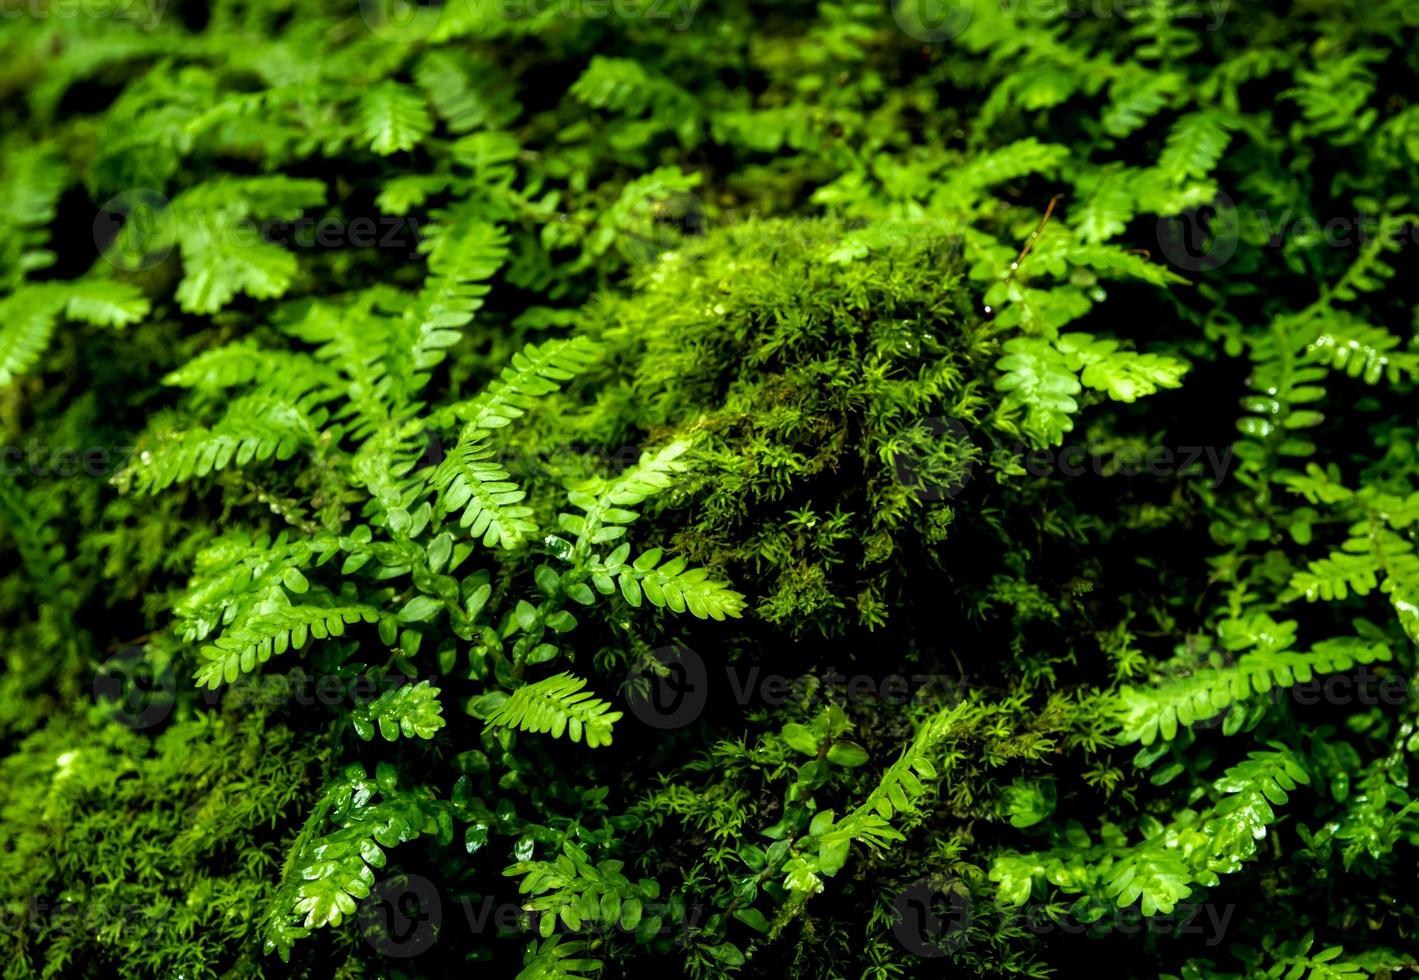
[1074,167,1139,243]
[431,427,538,549]
[1156,110,1232,183]
[194,604,378,689]
[175,213,301,314]
[1106,849,1194,916]
[1117,638,1391,745]
[1202,750,1310,875]
[482,672,622,748]
[63,279,150,327]
[352,680,446,741]
[1101,71,1182,138]
[263,765,451,959]
[124,392,329,493]
[414,50,520,134]
[446,335,603,430]
[616,547,746,621]
[174,530,344,642]
[397,221,509,397]
[994,337,1082,448]
[162,340,339,396]
[359,82,433,156]
[1305,318,1419,384]
[0,280,148,385]
[516,937,604,980]
[417,205,512,280]
[1056,332,1190,403]
[170,178,326,314]
[0,290,59,387]
[1288,551,1383,601]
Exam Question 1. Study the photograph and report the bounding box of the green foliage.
[478,672,623,748]
[6,0,1419,978]
[350,679,446,741]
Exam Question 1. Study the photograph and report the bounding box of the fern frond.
[1384,550,1419,643]
[1073,166,1139,243]
[431,427,537,549]
[516,937,604,980]
[169,178,326,314]
[395,220,509,398]
[174,212,301,314]
[1200,749,1310,875]
[174,530,344,642]
[1156,110,1232,183]
[483,672,622,748]
[445,335,603,430]
[0,291,58,388]
[0,280,149,385]
[352,680,446,741]
[1056,332,1190,403]
[123,391,329,493]
[62,279,150,327]
[414,50,520,133]
[417,204,512,281]
[194,604,378,689]
[1305,318,1419,384]
[162,340,340,397]
[1105,849,1194,916]
[613,547,746,621]
[1101,71,1182,138]
[1288,551,1383,601]
[993,337,1082,448]
[263,765,452,960]
[0,144,68,289]
[359,82,433,156]
[1117,638,1391,745]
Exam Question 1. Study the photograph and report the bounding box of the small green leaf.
[398,595,443,623]
[826,741,869,767]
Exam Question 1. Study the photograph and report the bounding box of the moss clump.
[521,218,985,634]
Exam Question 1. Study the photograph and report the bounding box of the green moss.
[4,0,1419,977]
